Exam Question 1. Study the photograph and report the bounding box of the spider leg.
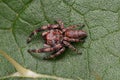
[63,41,81,54]
[42,31,49,37]
[41,24,60,30]
[27,28,41,43]
[62,24,85,32]
[67,24,85,30]
[43,47,65,60]
[77,23,85,29]
[63,37,84,42]
[27,24,59,43]
[28,44,62,53]
[42,31,50,40]
[43,43,51,47]
[56,20,64,29]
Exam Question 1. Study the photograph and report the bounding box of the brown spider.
[27,20,87,60]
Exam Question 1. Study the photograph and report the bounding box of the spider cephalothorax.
[27,20,87,59]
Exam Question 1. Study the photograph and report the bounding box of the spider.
[27,20,87,60]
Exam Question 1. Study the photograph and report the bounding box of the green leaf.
[0,50,74,80]
[0,0,120,80]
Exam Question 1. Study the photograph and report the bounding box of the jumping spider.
[27,20,87,60]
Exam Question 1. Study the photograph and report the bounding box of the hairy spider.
[27,20,87,60]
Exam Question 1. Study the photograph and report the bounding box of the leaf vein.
[10,0,34,65]
[2,0,17,13]
[91,29,120,41]
[39,0,51,23]
[62,0,84,15]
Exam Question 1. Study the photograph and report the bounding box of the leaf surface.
[0,0,120,80]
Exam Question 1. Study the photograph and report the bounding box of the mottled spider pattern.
[27,20,87,60]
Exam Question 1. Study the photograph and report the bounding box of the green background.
[0,0,120,80]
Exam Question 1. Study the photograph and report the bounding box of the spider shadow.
[29,51,67,62]
[29,32,43,43]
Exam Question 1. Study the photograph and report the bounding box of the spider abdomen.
[64,30,87,39]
